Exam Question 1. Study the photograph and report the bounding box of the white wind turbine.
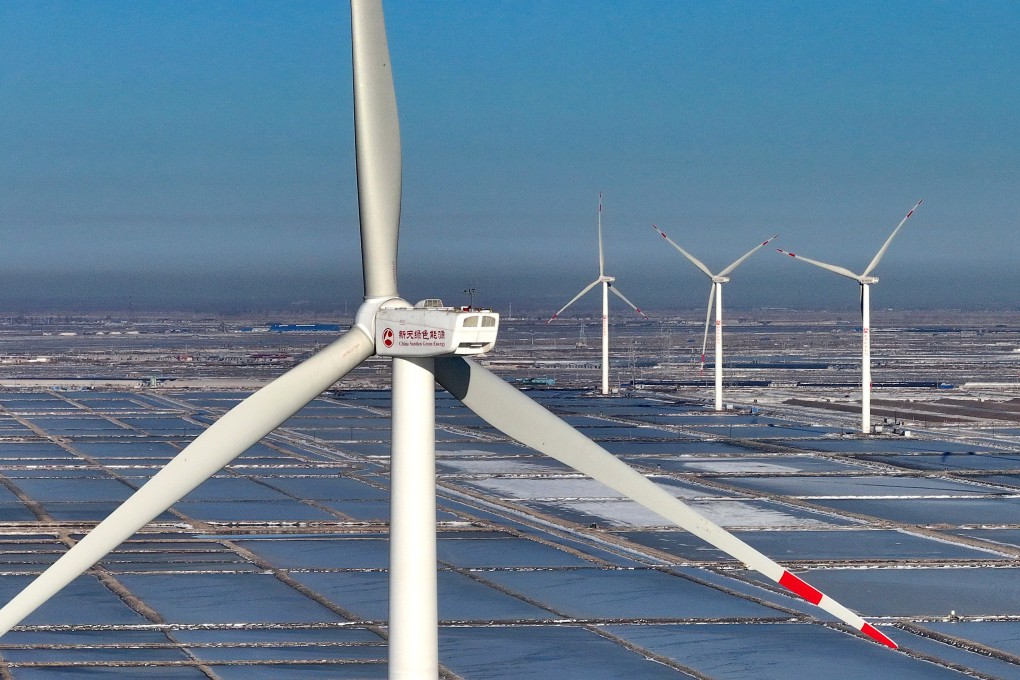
[777,200,922,434]
[548,194,647,395]
[653,226,777,411]
[0,0,899,671]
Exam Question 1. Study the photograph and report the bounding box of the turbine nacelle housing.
[860,275,879,284]
[375,300,499,357]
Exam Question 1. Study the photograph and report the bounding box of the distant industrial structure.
[239,323,342,333]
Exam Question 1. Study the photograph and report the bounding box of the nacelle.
[376,301,499,357]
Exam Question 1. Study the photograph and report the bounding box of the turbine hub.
[355,296,409,344]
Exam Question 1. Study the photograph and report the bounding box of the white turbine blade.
[607,284,647,318]
[597,193,605,277]
[547,279,601,323]
[353,0,401,299]
[776,249,862,281]
[652,225,714,279]
[718,234,779,277]
[701,284,715,369]
[433,357,897,649]
[0,329,375,636]
[862,199,923,277]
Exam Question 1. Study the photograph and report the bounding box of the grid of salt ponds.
[0,389,1016,677]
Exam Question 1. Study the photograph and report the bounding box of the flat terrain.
[0,310,1017,678]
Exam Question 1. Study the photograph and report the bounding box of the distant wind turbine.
[549,194,647,395]
[777,199,923,433]
[653,226,777,411]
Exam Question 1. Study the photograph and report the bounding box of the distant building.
[239,324,342,333]
[269,323,341,333]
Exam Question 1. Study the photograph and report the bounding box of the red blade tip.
[861,623,898,649]
[779,571,823,605]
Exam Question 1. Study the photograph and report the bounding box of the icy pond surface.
[0,388,1017,678]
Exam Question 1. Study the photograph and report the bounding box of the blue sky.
[1,1,1017,313]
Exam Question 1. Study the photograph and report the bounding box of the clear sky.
[1,1,1017,314]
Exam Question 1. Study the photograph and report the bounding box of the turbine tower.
[549,194,646,395]
[653,226,777,410]
[778,199,922,434]
[0,1,898,672]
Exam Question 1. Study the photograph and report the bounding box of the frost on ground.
[468,476,708,501]
[684,461,801,474]
[551,498,836,529]
[438,459,564,476]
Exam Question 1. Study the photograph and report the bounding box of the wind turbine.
[0,0,898,672]
[548,194,647,395]
[777,200,922,434]
[653,226,777,411]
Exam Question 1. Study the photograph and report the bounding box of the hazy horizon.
[0,260,1016,316]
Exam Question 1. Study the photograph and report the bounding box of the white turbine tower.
[777,199,922,434]
[0,0,899,670]
[549,194,647,395]
[653,226,777,411]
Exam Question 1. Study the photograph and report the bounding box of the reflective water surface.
[0,388,1017,678]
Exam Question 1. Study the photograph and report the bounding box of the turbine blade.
[652,225,715,279]
[548,279,601,323]
[701,283,715,369]
[433,357,897,649]
[353,0,401,299]
[0,329,376,636]
[607,284,647,318]
[776,249,862,281]
[862,199,923,277]
[718,234,779,277]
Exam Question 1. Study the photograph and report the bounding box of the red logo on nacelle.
[382,328,394,348]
